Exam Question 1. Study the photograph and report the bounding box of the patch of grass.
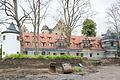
[5,54,81,59]
[73,66,81,72]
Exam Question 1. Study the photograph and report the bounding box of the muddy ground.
[0,65,120,80]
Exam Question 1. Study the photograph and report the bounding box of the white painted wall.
[26,50,105,59]
[2,33,20,58]
[82,50,105,59]
[105,53,116,58]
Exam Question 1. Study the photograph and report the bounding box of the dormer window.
[26,42,30,46]
[48,37,51,40]
[41,42,46,46]
[3,35,5,40]
[49,43,53,46]
[41,36,45,40]
[59,42,65,47]
[25,35,29,39]
[72,38,75,40]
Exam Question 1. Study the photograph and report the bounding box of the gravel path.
[83,65,120,80]
[0,65,120,80]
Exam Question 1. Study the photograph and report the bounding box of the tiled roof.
[2,22,20,34]
[22,32,103,50]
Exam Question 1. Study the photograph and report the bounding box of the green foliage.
[5,54,36,59]
[73,66,81,72]
[82,18,96,37]
[44,55,81,59]
[5,54,81,59]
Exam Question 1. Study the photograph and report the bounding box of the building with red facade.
[22,20,105,59]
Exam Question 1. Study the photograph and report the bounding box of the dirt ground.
[0,65,120,80]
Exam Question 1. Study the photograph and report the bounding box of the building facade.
[22,31,104,59]
[101,29,118,57]
[1,22,20,58]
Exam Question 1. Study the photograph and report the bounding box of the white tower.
[1,22,20,58]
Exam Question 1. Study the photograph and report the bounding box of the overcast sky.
[44,0,116,36]
[90,0,115,36]
[0,0,116,36]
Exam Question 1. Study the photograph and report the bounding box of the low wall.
[0,58,82,69]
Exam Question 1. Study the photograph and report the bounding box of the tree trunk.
[13,0,23,53]
[65,27,71,55]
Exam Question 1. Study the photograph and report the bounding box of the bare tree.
[57,0,91,48]
[25,0,51,54]
[106,1,120,56]
[0,0,29,53]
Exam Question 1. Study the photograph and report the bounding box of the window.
[48,37,51,40]
[81,53,84,57]
[61,43,64,46]
[53,53,56,55]
[48,52,50,55]
[24,51,28,54]
[26,42,30,46]
[25,35,29,39]
[97,53,99,55]
[60,53,65,55]
[41,37,45,40]
[17,36,19,40]
[76,53,79,56]
[111,42,114,46]
[3,52,5,55]
[79,43,81,47]
[59,42,64,47]
[60,36,64,40]
[90,53,93,57]
[49,43,53,46]
[3,35,5,40]
[42,42,46,46]
[42,51,45,55]
[72,38,75,40]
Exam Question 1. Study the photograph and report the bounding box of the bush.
[73,66,81,72]
[5,54,81,59]
[44,55,81,59]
